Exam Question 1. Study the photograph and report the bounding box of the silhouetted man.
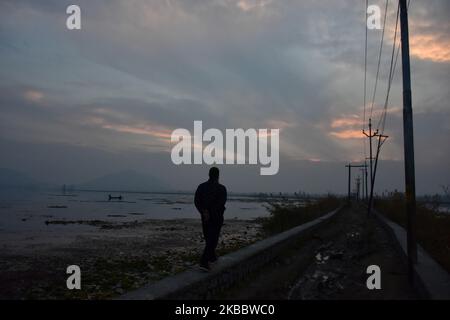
[194,167,227,271]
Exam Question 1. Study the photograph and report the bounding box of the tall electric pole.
[346,164,352,201]
[399,0,418,282]
[363,118,378,213]
[346,164,366,202]
[367,134,388,216]
[356,176,361,201]
[364,161,369,201]
[360,167,367,201]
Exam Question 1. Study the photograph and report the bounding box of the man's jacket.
[194,179,227,217]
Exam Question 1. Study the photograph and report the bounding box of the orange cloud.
[101,123,173,140]
[257,129,279,138]
[385,16,450,63]
[237,0,272,12]
[409,34,450,63]
[330,130,364,140]
[24,90,44,103]
[331,117,363,129]
[265,119,296,131]
[85,116,173,141]
[329,114,365,139]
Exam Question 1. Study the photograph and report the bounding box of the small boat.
[108,194,123,201]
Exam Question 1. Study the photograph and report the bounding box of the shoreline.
[0,217,263,299]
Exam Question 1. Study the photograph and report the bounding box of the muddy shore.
[0,218,262,299]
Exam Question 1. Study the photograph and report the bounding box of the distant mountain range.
[0,168,171,192]
[0,168,44,190]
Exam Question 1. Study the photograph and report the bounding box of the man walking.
[194,167,227,271]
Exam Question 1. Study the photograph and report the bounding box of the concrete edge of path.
[118,205,344,300]
[373,209,450,300]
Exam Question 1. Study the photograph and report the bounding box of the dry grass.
[375,192,450,274]
[260,195,342,235]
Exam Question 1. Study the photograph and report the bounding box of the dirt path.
[219,203,419,299]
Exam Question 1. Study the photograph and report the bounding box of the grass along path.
[219,203,418,299]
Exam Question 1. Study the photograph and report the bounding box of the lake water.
[0,190,270,234]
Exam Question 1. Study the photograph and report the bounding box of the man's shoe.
[199,263,210,272]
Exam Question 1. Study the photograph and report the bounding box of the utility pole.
[367,134,388,216]
[360,167,366,201]
[356,176,361,201]
[399,0,418,282]
[363,118,378,212]
[364,161,369,201]
[346,164,367,202]
[359,170,364,201]
[346,164,351,201]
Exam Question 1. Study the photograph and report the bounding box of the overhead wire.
[377,1,399,134]
[369,0,390,119]
[377,0,412,135]
[363,0,369,161]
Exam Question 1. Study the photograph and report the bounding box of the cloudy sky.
[0,0,449,194]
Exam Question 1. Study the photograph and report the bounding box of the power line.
[377,1,400,133]
[363,0,369,162]
[377,0,412,134]
[369,0,390,119]
[363,0,390,213]
[360,0,412,204]
[367,0,413,215]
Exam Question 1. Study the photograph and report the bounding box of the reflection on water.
[0,190,270,233]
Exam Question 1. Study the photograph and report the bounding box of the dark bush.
[261,195,342,235]
[375,192,450,273]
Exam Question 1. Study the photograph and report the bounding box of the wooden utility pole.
[356,176,361,201]
[346,164,351,201]
[367,134,388,216]
[360,167,367,201]
[363,118,378,212]
[399,0,418,282]
[364,161,369,201]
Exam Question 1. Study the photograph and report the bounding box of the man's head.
[209,167,220,181]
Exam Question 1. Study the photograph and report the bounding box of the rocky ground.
[0,218,262,299]
[220,203,419,299]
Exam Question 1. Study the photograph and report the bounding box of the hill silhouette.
[0,168,44,190]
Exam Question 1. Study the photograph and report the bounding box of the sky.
[0,0,449,194]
